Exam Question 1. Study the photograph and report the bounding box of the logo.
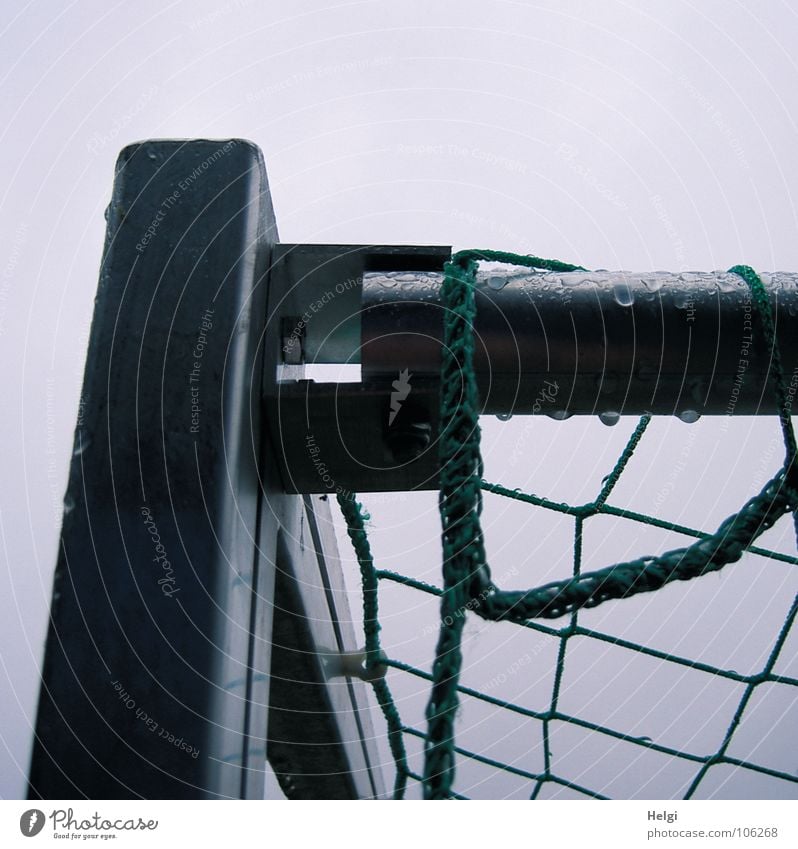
[388,369,412,425]
[19,809,45,837]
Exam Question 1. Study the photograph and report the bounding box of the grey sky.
[2,0,798,799]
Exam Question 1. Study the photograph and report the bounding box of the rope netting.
[337,252,798,801]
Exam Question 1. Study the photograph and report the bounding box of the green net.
[337,253,798,801]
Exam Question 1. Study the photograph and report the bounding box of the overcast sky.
[2,0,798,800]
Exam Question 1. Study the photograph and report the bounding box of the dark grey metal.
[270,377,441,495]
[29,140,385,799]
[272,264,798,494]
[266,495,386,799]
[268,243,450,366]
[361,269,798,416]
[30,139,275,799]
[264,244,449,496]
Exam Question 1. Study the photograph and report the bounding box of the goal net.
[333,253,798,800]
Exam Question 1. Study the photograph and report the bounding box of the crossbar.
[273,262,798,492]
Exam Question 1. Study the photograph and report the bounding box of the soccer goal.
[29,140,798,800]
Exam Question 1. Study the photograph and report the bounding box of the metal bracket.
[263,245,450,494]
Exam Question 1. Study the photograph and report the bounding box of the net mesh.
[337,253,798,800]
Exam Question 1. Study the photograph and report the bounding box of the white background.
[2,0,798,801]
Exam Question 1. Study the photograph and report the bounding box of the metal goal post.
[28,139,798,800]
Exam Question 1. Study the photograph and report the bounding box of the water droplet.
[642,277,664,293]
[496,412,513,421]
[599,411,620,427]
[678,410,701,424]
[394,273,417,283]
[63,495,76,515]
[488,275,507,291]
[613,283,634,307]
[546,410,572,420]
[717,275,738,293]
[673,291,690,309]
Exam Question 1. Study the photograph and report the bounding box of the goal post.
[29,138,798,800]
[28,140,385,799]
